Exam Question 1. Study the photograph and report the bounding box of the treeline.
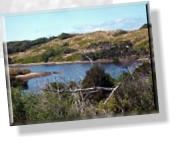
[7,32,77,55]
[7,37,56,54]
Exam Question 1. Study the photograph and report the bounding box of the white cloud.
[74,17,146,33]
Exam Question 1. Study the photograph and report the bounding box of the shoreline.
[11,57,149,81]
[9,57,149,68]
[9,60,113,67]
[16,72,52,81]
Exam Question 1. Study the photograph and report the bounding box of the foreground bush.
[11,63,157,125]
[98,62,156,115]
[11,88,82,125]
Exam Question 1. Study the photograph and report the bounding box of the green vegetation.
[10,76,28,89]
[82,65,114,88]
[58,33,76,40]
[42,48,56,62]
[14,55,43,64]
[10,63,157,125]
[9,68,30,88]
[134,40,150,56]
[7,37,56,54]
[140,23,151,29]
[83,41,134,60]
[64,53,83,61]
[7,25,157,125]
[8,27,150,64]
[9,68,31,76]
[113,30,127,37]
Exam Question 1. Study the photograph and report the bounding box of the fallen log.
[44,86,114,93]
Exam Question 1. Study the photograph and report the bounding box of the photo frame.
[1,1,159,126]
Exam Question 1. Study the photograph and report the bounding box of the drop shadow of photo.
[17,10,168,135]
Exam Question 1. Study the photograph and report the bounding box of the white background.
[0,0,175,142]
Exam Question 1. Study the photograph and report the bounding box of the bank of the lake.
[9,59,113,68]
[19,62,131,93]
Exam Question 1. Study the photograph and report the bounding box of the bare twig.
[104,83,121,104]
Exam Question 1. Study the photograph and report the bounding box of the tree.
[58,33,75,40]
[82,65,114,88]
[42,48,56,62]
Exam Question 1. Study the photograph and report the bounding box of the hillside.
[8,25,150,64]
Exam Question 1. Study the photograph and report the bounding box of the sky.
[4,3,147,42]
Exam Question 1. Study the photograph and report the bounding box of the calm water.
[20,63,137,93]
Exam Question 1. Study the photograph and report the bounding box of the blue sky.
[5,3,147,42]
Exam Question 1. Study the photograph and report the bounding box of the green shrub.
[98,96,122,115]
[46,82,67,91]
[64,53,83,61]
[133,62,151,78]
[63,48,77,54]
[134,40,150,56]
[82,65,114,88]
[113,30,127,37]
[10,63,156,125]
[14,55,43,64]
[117,75,155,113]
[10,76,28,88]
[7,37,55,54]
[42,48,56,62]
[58,33,75,40]
[11,88,27,124]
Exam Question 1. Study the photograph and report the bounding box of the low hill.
[8,26,150,64]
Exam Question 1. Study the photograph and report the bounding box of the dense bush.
[134,40,150,56]
[63,48,77,54]
[82,65,114,88]
[113,30,127,37]
[87,41,111,49]
[58,33,75,40]
[10,63,157,125]
[116,74,155,113]
[11,88,27,124]
[7,37,56,54]
[64,53,83,61]
[83,41,134,61]
[42,48,56,62]
[11,87,82,125]
[10,76,28,89]
[101,62,155,115]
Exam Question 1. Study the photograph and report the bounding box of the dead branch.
[44,86,114,93]
[104,83,121,104]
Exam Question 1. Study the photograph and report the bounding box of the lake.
[20,62,138,93]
